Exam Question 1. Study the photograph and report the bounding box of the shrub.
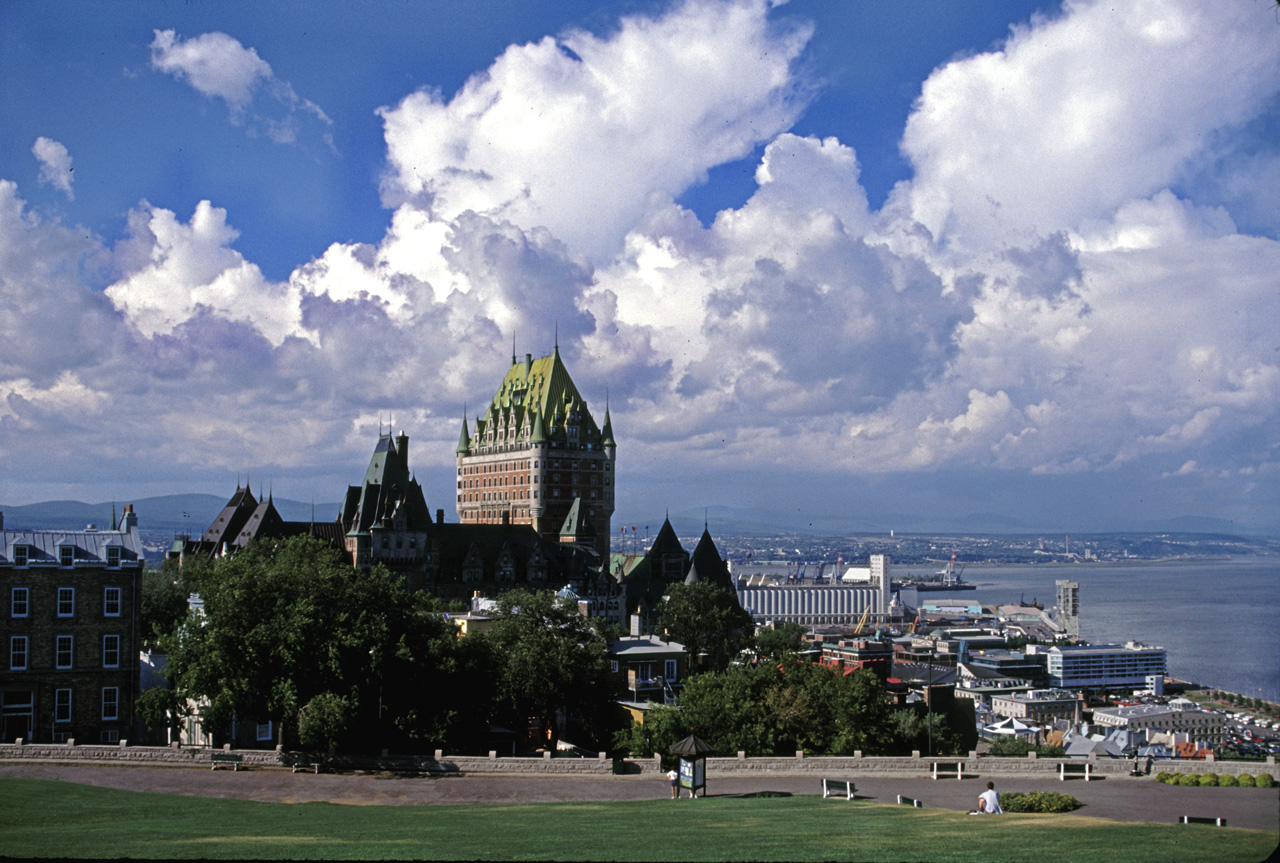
[1197,773,1217,787]
[1236,774,1255,787]
[1155,772,1175,784]
[1218,774,1238,787]
[1256,773,1275,788]
[1000,791,1081,813]
[1177,774,1199,786]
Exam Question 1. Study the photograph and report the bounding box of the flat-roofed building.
[991,689,1083,725]
[1092,704,1226,743]
[1033,642,1166,690]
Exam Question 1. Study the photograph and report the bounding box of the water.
[917,558,1280,704]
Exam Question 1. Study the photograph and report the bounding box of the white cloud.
[377,0,812,262]
[150,29,331,145]
[31,137,73,199]
[897,0,1280,251]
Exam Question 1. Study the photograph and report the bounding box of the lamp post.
[927,643,934,758]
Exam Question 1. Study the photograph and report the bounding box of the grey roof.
[2,508,144,567]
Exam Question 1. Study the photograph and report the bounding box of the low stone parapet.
[1,742,1274,780]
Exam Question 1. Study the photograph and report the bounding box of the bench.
[931,761,964,780]
[821,779,856,800]
[897,794,923,808]
[210,753,243,771]
[1059,762,1093,781]
[1180,816,1227,826]
[291,756,323,774]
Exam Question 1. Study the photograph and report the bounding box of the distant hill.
[0,494,343,537]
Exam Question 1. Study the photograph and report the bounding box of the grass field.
[1,777,1276,862]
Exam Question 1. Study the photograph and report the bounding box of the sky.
[2,0,1279,534]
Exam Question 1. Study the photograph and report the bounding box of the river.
[909,558,1280,704]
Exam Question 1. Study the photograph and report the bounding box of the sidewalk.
[2,763,1277,832]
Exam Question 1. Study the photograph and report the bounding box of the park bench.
[931,760,965,780]
[210,752,243,771]
[1059,761,1093,781]
[291,755,324,774]
[821,778,856,800]
[1180,816,1226,826]
[897,794,923,808]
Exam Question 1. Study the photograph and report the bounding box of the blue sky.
[2,0,1278,533]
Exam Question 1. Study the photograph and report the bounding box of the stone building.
[2,506,143,744]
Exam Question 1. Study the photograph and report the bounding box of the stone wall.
[1,741,1275,780]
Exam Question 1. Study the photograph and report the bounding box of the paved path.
[3,764,1277,833]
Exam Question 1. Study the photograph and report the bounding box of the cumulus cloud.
[31,138,73,199]
[2,0,1278,528]
[377,0,813,262]
[897,0,1280,251]
[150,29,332,145]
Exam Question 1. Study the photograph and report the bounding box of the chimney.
[0,511,4,530]
[121,504,137,531]
[436,508,444,525]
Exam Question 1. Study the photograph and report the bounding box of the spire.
[554,321,559,356]
[512,333,517,366]
[456,410,472,454]
[602,393,615,447]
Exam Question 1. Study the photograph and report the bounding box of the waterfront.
[924,559,1280,704]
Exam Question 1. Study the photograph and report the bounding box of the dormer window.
[13,545,28,567]
[106,547,121,568]
[60,546,74,568]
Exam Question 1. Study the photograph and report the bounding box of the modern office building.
[1031,642,1167,690]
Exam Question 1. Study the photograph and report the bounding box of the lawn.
[1,777,1276,862]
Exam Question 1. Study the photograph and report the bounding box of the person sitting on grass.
[977,781,1003,814]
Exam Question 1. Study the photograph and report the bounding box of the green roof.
[471,347,604,446]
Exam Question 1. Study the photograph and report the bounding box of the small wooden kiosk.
[670,733,714,798]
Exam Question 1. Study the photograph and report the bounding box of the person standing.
[667,768,678,799]
[977,781,1003,814]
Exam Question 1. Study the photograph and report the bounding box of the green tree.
[752,623,808,660]
[616,661,894,757]
[657,581,754,672]
[479,589,615,751]
[139,556,206,650]
[155,536,476,753]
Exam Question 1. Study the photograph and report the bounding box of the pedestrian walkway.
[2,764,1276,833]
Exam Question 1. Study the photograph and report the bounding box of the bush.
[1236,774,1255,787]
[1217,774,1238,787]
[1256,773,1275,788]
[1197,773,1217,787]
[1177,774,1199,786]
[1155,772,1175,784]
[1000,791,1081,813]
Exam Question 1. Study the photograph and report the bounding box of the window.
[610,660,619,673]
[56,635,73,669]
[57,587,74,617]
[106,547,121,568]
[13,545,28,567]
[101,687,119,721]
[103,634,120,668]
[256,721,273,741]
[101,729,119,743]
[665,659,679,682]
[103,587,121,617]
[60,546,74,568]
[11,587,28,618]
[55,689,71,723]
[9,636,28,671]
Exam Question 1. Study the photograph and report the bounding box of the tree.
[479,589,615,751]
[155,536,475,753]
[751,622,808,660]
[616,661,894,758]
[139,556,206,651]
[656,581,754,672]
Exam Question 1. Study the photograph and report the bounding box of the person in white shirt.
[977,781,1003,814]
[667,768,678,799]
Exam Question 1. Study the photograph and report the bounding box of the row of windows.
[459,488,609,504]
[45,687,121,722]
[10,586,121,618]
[9,545,124,568]
[9,634,121,670]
